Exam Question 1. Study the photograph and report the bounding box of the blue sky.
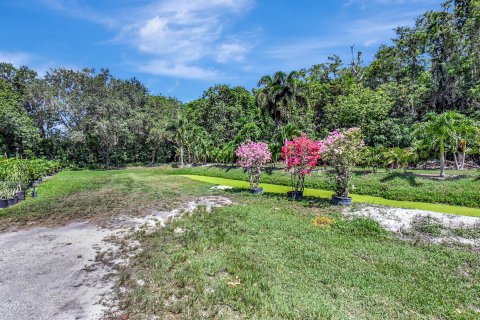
[0,0,441,101]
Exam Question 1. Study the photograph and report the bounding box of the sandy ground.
[348,205,480,247]
[0,196,232,320]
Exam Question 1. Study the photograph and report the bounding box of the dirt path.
[0,196,232,320]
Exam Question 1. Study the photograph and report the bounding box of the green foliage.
[0,158,61,187]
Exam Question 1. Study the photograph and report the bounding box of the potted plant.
[0,196,7,209]
[321,128,365,205]
[6,187,16,206]
[236,142,272,194]
[282,133,322,200]
[0,182,9,208]
[15,184,25,201]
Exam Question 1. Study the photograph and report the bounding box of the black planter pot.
[287,191,304,201]
[7,198,16,206]
[331,196,352,206]
[0,198,8,209]
[251,187,264,195]
[15,191,26,201]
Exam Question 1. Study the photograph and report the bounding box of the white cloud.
[139,60,217,79]
[0,51,33,66]
[119,0,254,78]
[215,42,250,63]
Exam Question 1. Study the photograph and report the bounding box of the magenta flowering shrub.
[281,133,322,193]
[236,142,272,190]
[321,128,365,197]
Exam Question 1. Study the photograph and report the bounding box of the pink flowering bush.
[236,142,272,190]
[321,128,365,198]
[282,133,322,193]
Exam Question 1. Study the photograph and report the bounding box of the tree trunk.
[151,148,156,165]
[180,143,184,168]
[453,152,459,170]
[439,142,445,178]
[460,150,466,170]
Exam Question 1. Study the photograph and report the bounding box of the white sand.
[347,206,480,247]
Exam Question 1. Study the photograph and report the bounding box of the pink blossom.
[236,142,272,189]
[281,133,322,193]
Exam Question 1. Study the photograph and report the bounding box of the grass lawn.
[0,168,211,228]
[167,165,480,208]
[2,168,479,319]
[121,191,480,319]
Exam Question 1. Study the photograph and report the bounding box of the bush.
[0,158,62,197]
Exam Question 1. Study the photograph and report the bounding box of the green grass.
[166,165,480,208]
[121,193,480,319]
[181,175,480,217]
[0,168,211,227]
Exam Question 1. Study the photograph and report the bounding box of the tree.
[323,84,401,146]
[414,111,469,177]
[451,116,480,170]
[256,71,307,128]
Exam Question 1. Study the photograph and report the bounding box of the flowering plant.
[321,128,365,197]
[281,133,322,193]
[236,142,272,190]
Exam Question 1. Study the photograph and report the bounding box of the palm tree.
[452,118,480,170]
[256,71,307,129]
[414,111,470,177]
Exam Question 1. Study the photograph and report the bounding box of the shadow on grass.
[412,173,470,181]
[380,172,423,187]
[221,188,332,208]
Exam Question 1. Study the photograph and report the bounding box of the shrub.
[0,158,62,194]
[236,142,272,190]
[282,133,322,193]
[321,128,365,197]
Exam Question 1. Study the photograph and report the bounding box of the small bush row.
[0,158,62,199]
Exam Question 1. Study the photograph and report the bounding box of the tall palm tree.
[414,111,470,177]
[256,71,307,129]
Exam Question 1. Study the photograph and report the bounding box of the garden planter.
[331,196,352,206]
[7,198,16,206]
[250,187,264,195]
[287,191,304,201]
[0,198,8,209]
[15,191,26,201]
